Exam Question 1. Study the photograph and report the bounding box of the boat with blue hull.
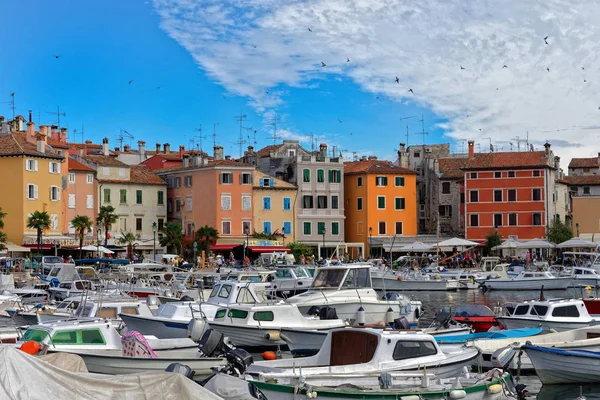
[435,327,544,344]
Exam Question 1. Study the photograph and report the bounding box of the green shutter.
[158,191,164,205]
[318,222,325,234]
[303,169,310,182]
[136,190,142,204]
[378,196,385,209]
[332,222,339,235]
[120,189,127,204]
[328,170,333,182]
[396,176,405,186]
[318,169,324,183]
[396,197,405,210]
[303,222,311,235]
[103,188,111,203]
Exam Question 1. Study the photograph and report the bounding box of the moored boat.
[480,271,571,291]
[523,344,600,384]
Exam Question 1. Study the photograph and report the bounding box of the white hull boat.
[523,344,600,384]
[372,275,458,291]
[480,271,570,291]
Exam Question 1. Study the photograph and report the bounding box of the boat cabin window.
[312,269,347,288]
[294,268,310,278]
[523,274,533,278]
[552,305,580,318]
[52,330,77,344]
[59,283,72,289]
[514,305,530,315]
[51,328,106,345]
[343,268,370,288]
[393,340,438,360]
[215,309,227,319]
[209,285,220,298]
[79,304,95,317]
[57,300,77,310]
[253,311,274,321]
[23,329,49,342]
[75,281,92,290]
[121,306,139,315]
[81,329,106,344]
[236,288,256,304]
[97,307,118,319]
[218,285,232,299]
[275,269,292,278]
[531,305,548,316]
[228,309,249,319]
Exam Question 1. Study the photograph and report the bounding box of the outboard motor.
[381,292,399,301]
[221,348,254,377]
[197,329,229,357]
[165,363,195,380]
[179,295,194,302]
[307,306,321,316]
[393,317,409,330]
[491,345,519,370]
[188,318,209,342]
[434,307,452,328]
[319,306,338,320]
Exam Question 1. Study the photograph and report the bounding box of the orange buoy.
[262,351,277,360]
[20,340,41,355]
[397,276,402,281]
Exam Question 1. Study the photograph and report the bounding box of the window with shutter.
[263,221,272,234]
[242,195,251,211]
[395,176,405,186]
[263,197,271,210]
[87,174,94,184]
[33,185,38,199]
[68,194,76,209]
[157,191,164,205]
[331,195,339,209]
[221,195,231,210]
[357,197,363,210]
[317,222,325,235]
[317,169,324,183]
[120,189,127,204]
[103,188,111,203]
[86,195,94,209]
[395,197,405,210]
[378,221,386,235]
[269,178,274,187]
[68,173,75,183]
[331,222,339,235]
[377,196,386,209]
[283,221,291,234]
[395,222,403,235]
[303,222,311,235]
[303,195,313,209]
[283,197,291,210]
[186,197,192,211]
[136,190,143,204]
[222,221,231,235]
[303,169,310,182]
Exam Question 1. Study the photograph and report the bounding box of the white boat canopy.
[80,245,114,254]
[398,241,433,252]
[437,237,480,247]
[492,238,521,250]
[517,239,556,249]
[556,237,598,249]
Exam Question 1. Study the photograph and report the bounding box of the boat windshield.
[454,305,495,317]
[294,268,310,278]
[23,329,49,343]
[312,268,370,289]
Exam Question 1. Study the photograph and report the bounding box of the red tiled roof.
[47,138,70,149]
[461,151,552,170]
[255,145,282,157]
[563,175,600,185]
[0,134,63,160]
[82,154,127,167]
[569,157,598,169]
[155,159,254,174]
[68,157,95,172]
[130,165,166,185]
[344,159,416,175]
[438,157,471,179]
[69,142,102,149]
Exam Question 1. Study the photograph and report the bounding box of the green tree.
[118,231,140,261]
[547,219,573,244]
[27,211,51,256]
[484,230,502,256]
[97,206,119,246]
[287,242,313,263]
[0,208,7,251]
[71,215,93,260]
[195,225,219,255]
[159,222,184,254]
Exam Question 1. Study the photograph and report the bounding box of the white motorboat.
[523,344,600,384]
[247,328,480,385]
[286,264,422,326]
[371,269,459,291]
[120,280,269,338]
[566,266,600,288]
[268,266,313,298]
[496,298,600,332]
[429,270,486,289]
[205,302,345,350]
[480,270,571,291]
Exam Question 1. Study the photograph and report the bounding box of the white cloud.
[153,0,600,166]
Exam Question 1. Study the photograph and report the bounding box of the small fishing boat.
[452,305,501,332]
[523,344,600,384]
[480,271,571,291]
[371,269,459,291]
[435,327,543,344]
[268,266,313,298]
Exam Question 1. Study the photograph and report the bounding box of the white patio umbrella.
[398,241,433,252]
[437,237,480,247]
[556,237,597,249]
[493,238,521,250]
[80,245,114,254]
[517,239,556,249]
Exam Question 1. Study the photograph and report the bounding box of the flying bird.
[337,119,343,123]
[308,28,313,32]
[395,77,400,84]
[582,67,586,70]
[546,67,550,72]
[321,62,326,67]
[128,80,134,84]
[347,58,350,62]
[584,79,587,83]
[53,55,60,59]
[544,36,549,45]
[408,88,414,93]
[157,86,160,90]
[252,44,257,48]
[502,65,508,68]
[460,66,465,70]
[375,96,379,99]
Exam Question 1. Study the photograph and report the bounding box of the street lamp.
[322,227,326,259]
[281,226,286,246]
[152,221,157,262]
[244,225,250,262]
[96,220,101,259]
[576,222,580,237]
[369,226,373,258]
[191,222,196,267]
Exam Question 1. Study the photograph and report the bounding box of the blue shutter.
[259,179,264,187]
[284,221,291,234]
[264,221,271,234]
[283,197,290,210]
[269,178,274,187]
[264,197,271,210]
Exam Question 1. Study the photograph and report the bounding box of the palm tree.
[195,225,219,255]
[27,211,50,256]
[97,206,119,246]
[0,208,6,251]
[118,231,140,261]
[71,215,93,260]
[159,222,184,254]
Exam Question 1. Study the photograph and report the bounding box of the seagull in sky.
[157,86,160,90]
[128,80,134,84]
[546,67,550,72]
[408,88,414,93]
[346,58,350,62]
[321,62,326,67]
[544,36,549,45]
[460,66,465,70]
[502,65,508,68]
[53,55,60,59]
[395,77,400,84]
[337,119,343,123]
[308,28,313,32]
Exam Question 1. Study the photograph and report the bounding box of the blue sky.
[3,1,600,165]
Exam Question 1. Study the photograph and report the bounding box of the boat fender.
[414,306,420,320]
[356,307,366,326]
[449,389,467,399]
[397,276,402,281]
[487,384,502,394]
[306,390,318,399]
[265,331,281,341]
[398,396,420,400]
[20,341,41,355]
[385,307,395,323]
[262,351,277,360]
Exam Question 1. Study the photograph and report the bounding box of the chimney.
[397,142,409,168]
[36,133,46,154]
[78,148,84,157]
[319,143,327,157]
[15,115,25,131]
[102,137,109,156]
[368,156,377,160]
[163,143,171,153]
[50,125,59,139]
[123,144,131,152]
[544,142,551,155]
[361,156,367,161]
[193,152,203,167]
[84,140,92,155]
[156,143,161,153]
[59,127,67,143]
[39,125,48,139]
[26,121,35,136]
[554,156,561,177]
[28,110,32,123]
[225,155,231,160]
[183,154,190,168]
[138,140,146,159]
[214,145,224,161]
[179,145,185,159]
[399,143,406,151]
[468,140,475,158]
[114,147,119,152]
[332,146,337,158]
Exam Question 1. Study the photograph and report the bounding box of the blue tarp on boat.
[523,344,600,359]
[435,327,544,344]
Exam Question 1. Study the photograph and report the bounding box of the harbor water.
[406,287,599,400]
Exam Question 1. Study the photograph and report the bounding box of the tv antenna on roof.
[400,115,417,145]
[116,129,134,151]
[194,125,206,152]
[482,137,493,152]
[416,114,428,145]
[47,105,66,128]
[234,111,248,158]
[267,116,281,144]
[213,123,219,147]
[72,125,84,144]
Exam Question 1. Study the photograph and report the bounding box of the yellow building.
[252,171,298,244]
[0,132,65,248]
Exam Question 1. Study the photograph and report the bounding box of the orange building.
[344,158,417,258]
[67,157,97,237]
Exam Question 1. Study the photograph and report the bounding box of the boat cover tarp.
[38,352,88,372]
[202,373,258,400]
[436,327,543,344]
[523,344,600,359]
[0,346,222,400]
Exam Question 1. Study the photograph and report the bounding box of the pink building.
[67,157,98,236]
